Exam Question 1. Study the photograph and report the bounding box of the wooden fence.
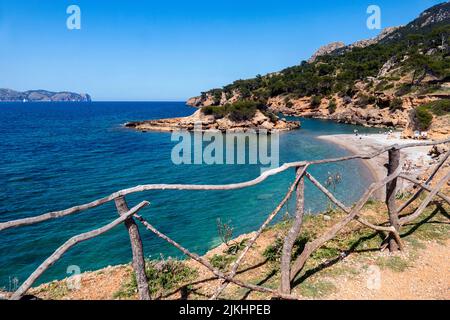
[1,138,449,300]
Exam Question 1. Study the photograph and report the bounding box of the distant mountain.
[0,89,92,102]
[187,2,450,138]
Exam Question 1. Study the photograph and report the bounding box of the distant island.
[0,88,92,102]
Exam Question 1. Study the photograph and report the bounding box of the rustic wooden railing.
[1,138,449,300]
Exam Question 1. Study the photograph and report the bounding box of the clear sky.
[0,0,445,101]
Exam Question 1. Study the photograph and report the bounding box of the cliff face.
[187,2,450,138]
[0,89,92,102]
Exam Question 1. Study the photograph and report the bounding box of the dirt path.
[325,240,450,300]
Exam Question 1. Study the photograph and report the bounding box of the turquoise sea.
[0,102,380,288]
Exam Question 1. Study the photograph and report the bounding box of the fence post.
[386,147,401,252]
[280,167,305,294]
[115,196,150,300]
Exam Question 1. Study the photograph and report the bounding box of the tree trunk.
[386,148,401,252]
[115,196,150,300]
[280,169,305,294]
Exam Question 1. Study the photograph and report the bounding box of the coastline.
[318,134,386,181]
[318,132,436,199]
[125,109,300,133]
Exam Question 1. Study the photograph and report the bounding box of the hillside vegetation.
[188,2,450,138]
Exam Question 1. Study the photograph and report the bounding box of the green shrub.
[356,94,376,108]
[310,96,322,108]
[212,89,223,105]
[263,238,284,262]
[201,106,227,119]
[284,97,293,109]
[201,100,260,122]
[209,254,235,271]
[425,100,450,116]
[263,231,312,262]
[415,106,433,130]
[328,100,337,114]
[395,84,413,96]
[389,98,403,111]
[225,238,249,255]
[146,259,196,295]
[228,102,257,121]
[114,259,197,299]
[265,111,279,123]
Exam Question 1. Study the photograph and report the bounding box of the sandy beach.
[318,132,438,199]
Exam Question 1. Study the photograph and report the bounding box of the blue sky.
[0,0,445,101]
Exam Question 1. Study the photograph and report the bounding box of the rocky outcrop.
[348,26,401,49]
[125,109,300,133]
[417,3,450,27]
[307,42,345,63]
[307,27,401,64]
[267,94,410,128]
[0,89,92,102]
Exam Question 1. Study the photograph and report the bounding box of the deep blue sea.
[0,102,380,289]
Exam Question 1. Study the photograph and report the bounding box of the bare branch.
[2,139,448,232]
[397,149,450,214]
[399,171,450,226]
[134,214,299,300]
[306,172,402,238]
[210,165,309,300]
[115,197,150,300]
[280,169,305,294]
[290,166,402,281]
[10,201,150,300]
[399,174,450,205]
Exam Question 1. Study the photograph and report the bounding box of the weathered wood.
[289,166,402,282]
[399,174,450,205]
[280,169,305,294]
[2,138,448,232]
[10,201,149,300]
[399,170,450,226]
[134,214,299,300]
[397,149,450,213]
[210,165,309,300]
[386,148,401,252]
[114,197,150,300]
[305,172,403,248]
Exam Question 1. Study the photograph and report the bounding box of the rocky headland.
[0,88,92,102]
[125,108,300,132]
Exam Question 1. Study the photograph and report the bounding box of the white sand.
[318,132,435,199]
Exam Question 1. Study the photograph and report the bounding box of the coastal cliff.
[0,88,92,102]
[187,2,450,138]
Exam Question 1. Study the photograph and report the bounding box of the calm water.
[0,102,380,288]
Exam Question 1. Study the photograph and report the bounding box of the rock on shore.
[125,109,300,132]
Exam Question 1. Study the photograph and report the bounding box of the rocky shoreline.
[125,109,300,133]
